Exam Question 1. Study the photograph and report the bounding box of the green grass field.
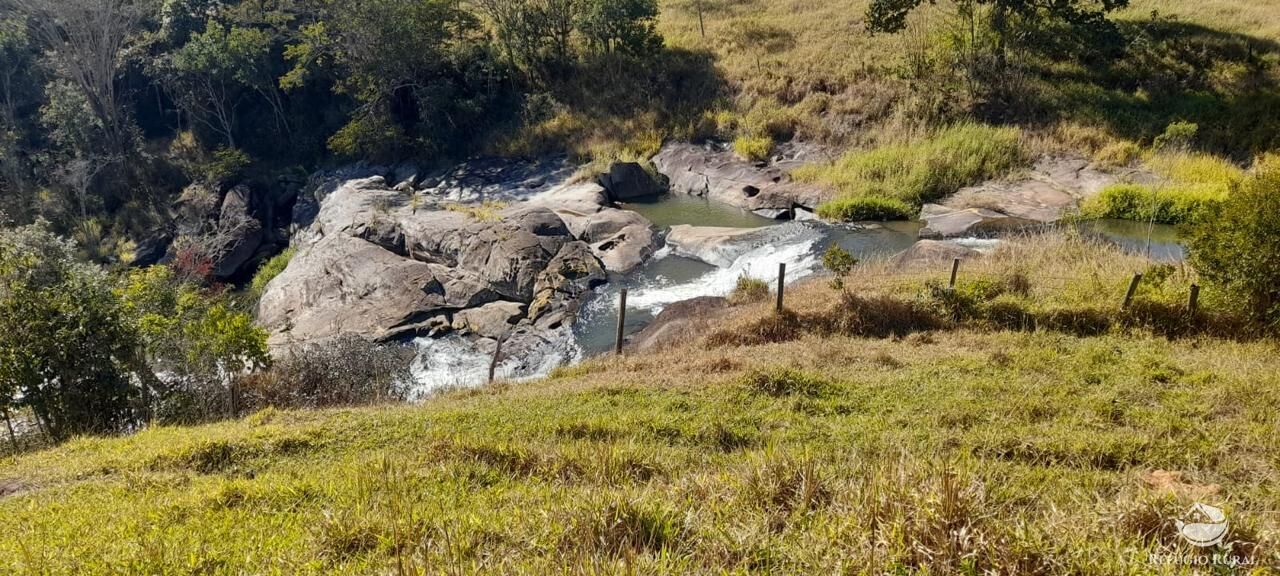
[2,234,1278,574]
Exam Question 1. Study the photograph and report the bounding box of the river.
[411,193,1184,391]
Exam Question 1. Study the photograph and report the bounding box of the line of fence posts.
[584,258,1206,372]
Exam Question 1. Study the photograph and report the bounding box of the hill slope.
[3,236,1278,574]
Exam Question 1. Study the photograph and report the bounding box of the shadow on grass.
[1017,19,1280,158]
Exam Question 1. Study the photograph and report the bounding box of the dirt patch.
[0,478,24,499]
[1142,469,1221,500]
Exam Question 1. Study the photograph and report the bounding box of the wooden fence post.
[488,335,504,384]
[1123,274,1143,309]
[776,263,786,313]
[1188,284,1200,314]
[615,288,628,355]
[949,258,961,290]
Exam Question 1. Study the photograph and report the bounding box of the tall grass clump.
[733,134,774,162]
[815,195,913,222]
[797,123,1026,221]
[728,275,770,305]
[1080,152,1242,224]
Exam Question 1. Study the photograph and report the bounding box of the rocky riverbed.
[248,143,1179,393]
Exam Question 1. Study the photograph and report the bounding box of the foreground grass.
[2,332,1278,573]
[2,235,1279,574]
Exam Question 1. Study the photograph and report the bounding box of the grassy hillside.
[3,234,1278,574]
[648,0,1280,154]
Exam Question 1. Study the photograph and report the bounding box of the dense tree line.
[0,0,666,261]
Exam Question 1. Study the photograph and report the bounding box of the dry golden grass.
[1122,0,1280,41]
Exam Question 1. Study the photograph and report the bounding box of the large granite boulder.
[256,233,448,347]
[666,221,826,268]
[918,205,1039,239]
[451,301,526,339]
[627,296,731,353]
[918,156,1151,238]
[211,185,266,278]
[599,162,662,201]
[258,177,604,352]
[665,225,762,267]
[167,182,269,280]
[418,156,576,204]
[531,182,659,273]
[652,142,829,219]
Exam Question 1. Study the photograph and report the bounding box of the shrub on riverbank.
[799,123,1026,221]
[1186,157,1280,331]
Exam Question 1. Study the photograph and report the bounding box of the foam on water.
[625,234,822,314]
[952,237,1002,253]
[408,330,581,396]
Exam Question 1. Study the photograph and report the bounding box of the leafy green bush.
[821,244,858,289]
[733,134,774,162]
[1186,158,1280,330]
[1152,121,1198,152]
[815,195,914,222]
[200,148,252,185]
[119,265,270,424]
[0,222,141,439]
[796,123,1026,210]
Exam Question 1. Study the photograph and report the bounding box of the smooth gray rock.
[258,176,605,352]
[210,185,265,279]
[533,182,658,273]
[257,233,447,348]
[666,221,826,267]
[627,296,730,353]
[599,162,662,201]
[917,205,1039,239]
[651,142,828,217]
[918,155,1151,238]
[452,301,525,339]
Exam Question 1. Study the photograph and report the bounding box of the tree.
[5,0,145,153]
[1186,158,1280,332]
[472,0,578,83]
[0,221,141,439]
[864,0,1130,65]
[0,17,39,216]
[158,22,275,148]
[118,264,269,422]
[575,0,661,56]
[283,0,508,160]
